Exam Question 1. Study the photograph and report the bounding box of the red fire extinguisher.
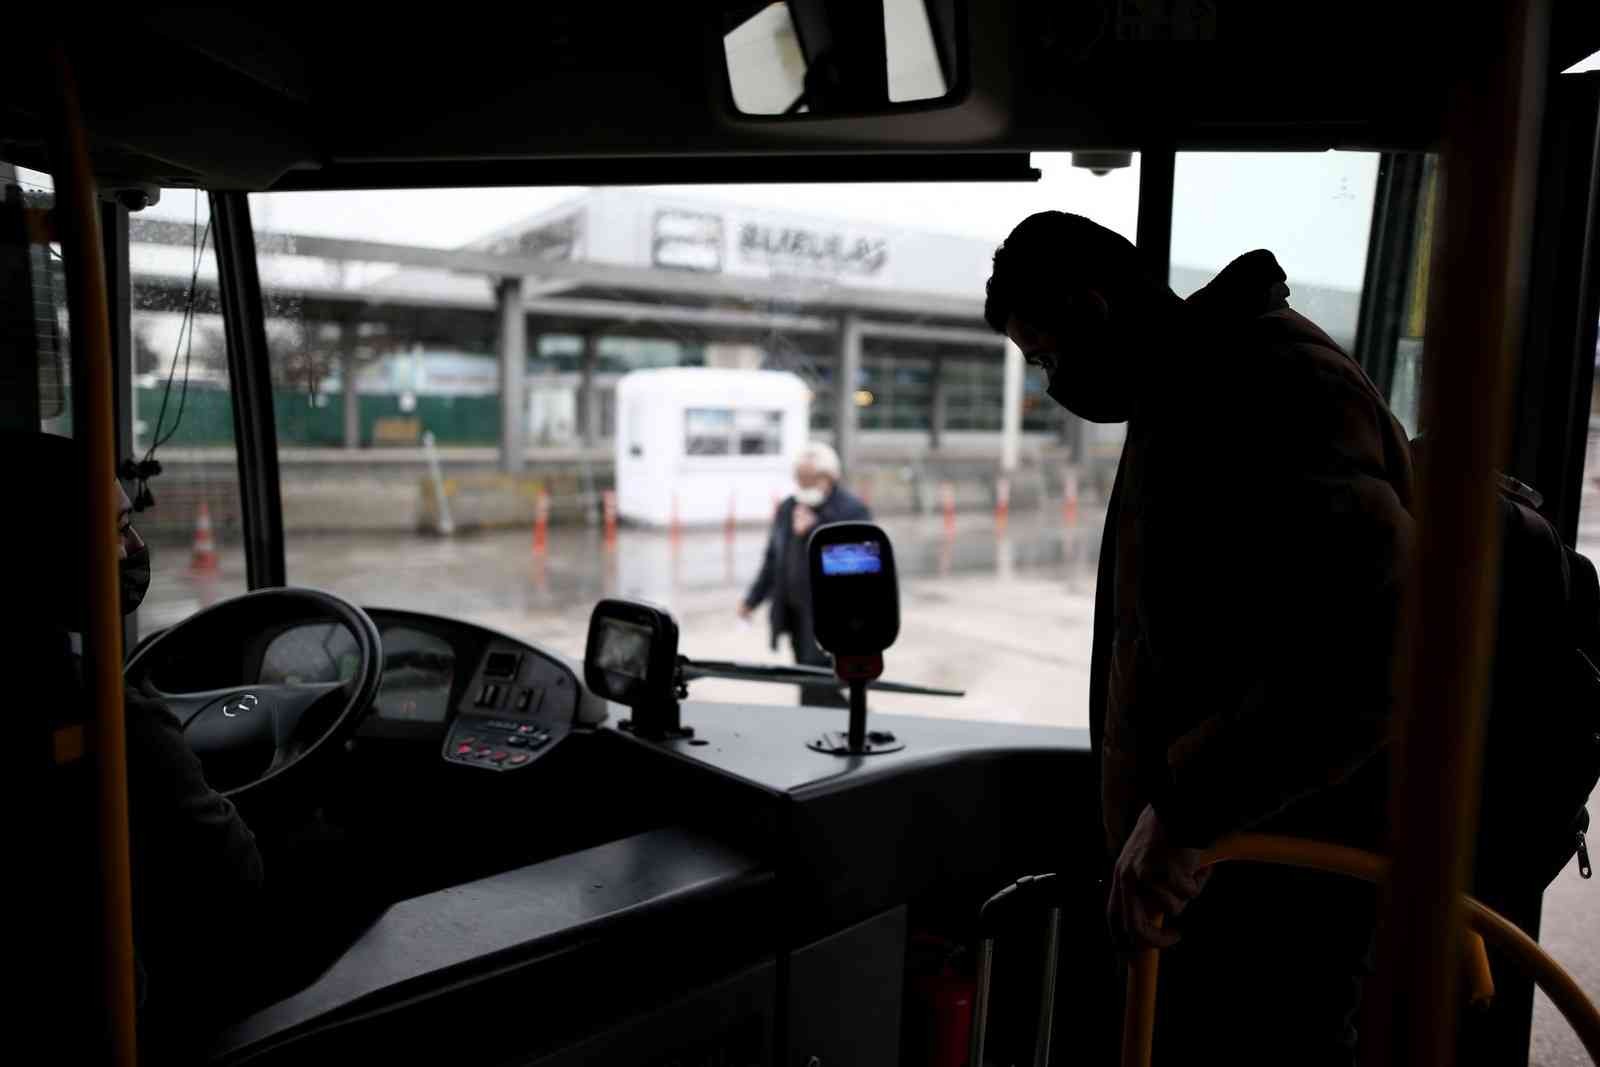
[906,934,977,1067]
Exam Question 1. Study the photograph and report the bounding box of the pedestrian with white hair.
[738,441,871,706]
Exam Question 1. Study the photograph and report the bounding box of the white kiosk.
[615,367,811,527]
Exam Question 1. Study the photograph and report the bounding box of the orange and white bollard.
[1062,469,1080,527]
[941,481,956,536]
[190,500,219,574]
[994,476,1010,528]
[670,491,682,543]
[532,487,550,556]
[725,490,737,541]
[601,489,618,548]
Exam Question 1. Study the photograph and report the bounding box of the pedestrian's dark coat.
[744,485,872,650]
[1090,250,1416,854]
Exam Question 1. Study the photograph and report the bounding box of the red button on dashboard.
[489,750,508,763]
[455,743,473,755]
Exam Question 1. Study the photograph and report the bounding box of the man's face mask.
[120,543,152,614]
[1009,297,1134,424]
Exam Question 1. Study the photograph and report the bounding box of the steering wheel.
[124,587,382,800]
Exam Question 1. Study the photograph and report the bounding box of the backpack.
[1471,472,1600,893]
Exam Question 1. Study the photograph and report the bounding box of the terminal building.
[125,187,1365,529]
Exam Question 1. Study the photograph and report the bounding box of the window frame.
[210,191,286,589]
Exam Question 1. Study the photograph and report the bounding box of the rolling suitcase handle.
[970,873,1064,1067]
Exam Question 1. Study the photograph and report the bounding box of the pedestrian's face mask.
[794,462,830,508]
[1008,296,1134,424]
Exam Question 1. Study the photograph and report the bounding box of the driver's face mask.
[48,541,153,630]
[120,543,151,614]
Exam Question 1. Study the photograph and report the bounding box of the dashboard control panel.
[442,644,578,772]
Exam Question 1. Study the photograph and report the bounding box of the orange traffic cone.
[532,488,550,556]
[601,489,618,549]
[1062,469,1080,528]
[190,500,219,574]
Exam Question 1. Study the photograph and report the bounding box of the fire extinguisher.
[906,934,977,1067]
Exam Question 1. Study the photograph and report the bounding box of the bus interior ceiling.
[0,4,1585,191]
[8,4,1600,1067]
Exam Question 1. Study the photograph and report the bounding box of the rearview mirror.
[31,242,66,421]
[1,185,67,425]
[722,0,962,117]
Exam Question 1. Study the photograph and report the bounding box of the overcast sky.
[145,151,1379,292]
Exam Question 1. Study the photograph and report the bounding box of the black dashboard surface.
[216,609,1093,1066]
[214,827,773,1064]
[609,701,1090,796]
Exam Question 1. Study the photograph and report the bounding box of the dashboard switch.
[455,743,473,756]
[508,753,530,766]
[506,735,527,747]
[489,749,508,763]
[477,683,500,707]
[515,688,533,711]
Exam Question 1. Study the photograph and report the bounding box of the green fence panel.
[135,387,502,447]
[134,385,235,445]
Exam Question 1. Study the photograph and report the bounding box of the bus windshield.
[126,151,1398,727]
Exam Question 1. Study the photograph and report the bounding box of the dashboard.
[259,607,595,773]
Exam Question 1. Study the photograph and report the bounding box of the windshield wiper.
[679,657,964,698]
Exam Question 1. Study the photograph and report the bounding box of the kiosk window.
[685,407,782,456]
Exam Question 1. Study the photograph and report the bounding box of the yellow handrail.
[1120,833,1600,1067]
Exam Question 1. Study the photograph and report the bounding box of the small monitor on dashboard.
[583,599,680,714]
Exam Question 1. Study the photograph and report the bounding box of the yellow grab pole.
[45,44,137,1065]
[1120,936,1160,1067]
[1369,1,1550,1064]
[1121,835,1600,1065]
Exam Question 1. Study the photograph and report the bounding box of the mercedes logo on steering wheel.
[222,693,260,718]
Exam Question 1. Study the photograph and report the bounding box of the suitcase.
[969,873,1065,1067]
